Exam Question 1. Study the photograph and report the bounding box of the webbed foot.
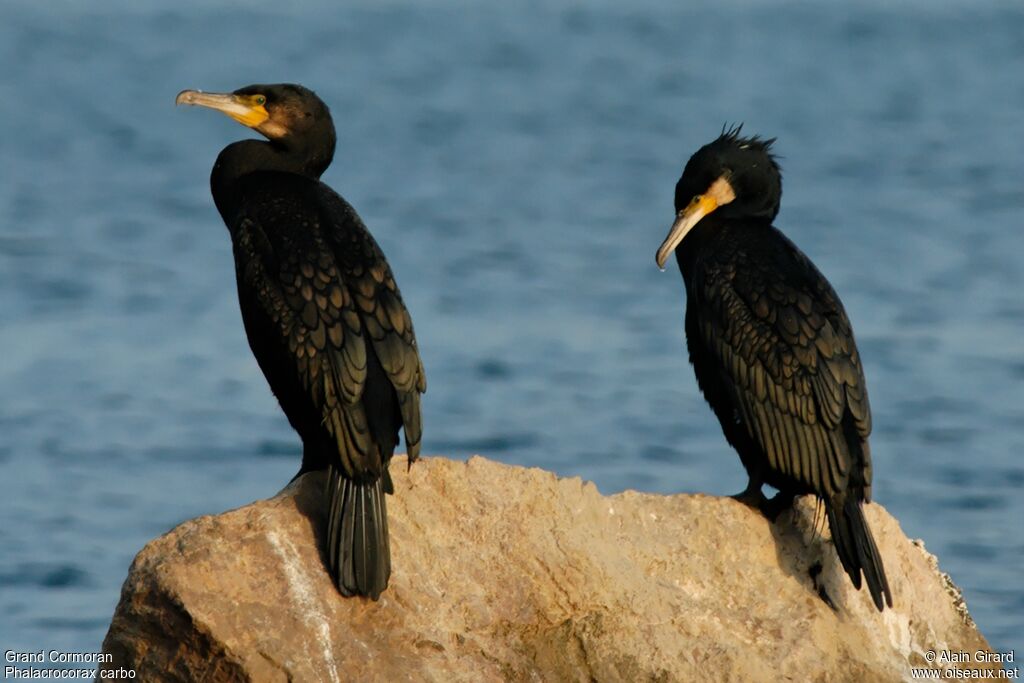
[731,481,769,509]
[761,491,797,522]
[810,561,838,611]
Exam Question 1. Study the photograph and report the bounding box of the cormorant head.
[176,83,336,175]
[656,126,782,268]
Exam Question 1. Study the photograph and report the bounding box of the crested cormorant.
[176,83,425,600]
[655,126,892,611]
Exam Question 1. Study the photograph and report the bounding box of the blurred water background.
[1,0,1021,660]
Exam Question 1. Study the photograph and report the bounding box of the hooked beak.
[655,194,719,269]
[175,89,270,129]
[655,175,736,269]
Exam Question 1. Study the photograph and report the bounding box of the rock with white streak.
[99,455,998,682]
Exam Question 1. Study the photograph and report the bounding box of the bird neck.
[674,216,720,281]
[210,136,335,221]
[675,215,772,283]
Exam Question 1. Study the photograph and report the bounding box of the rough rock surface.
[101,456,996,682]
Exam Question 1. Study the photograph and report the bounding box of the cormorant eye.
[255,95,266,105]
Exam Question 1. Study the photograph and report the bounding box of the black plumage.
[656,127,892,610]
[177,83,425,599]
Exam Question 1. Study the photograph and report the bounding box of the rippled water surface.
[1,0,1022,659]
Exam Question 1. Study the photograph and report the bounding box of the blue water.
[1,0,1021,661]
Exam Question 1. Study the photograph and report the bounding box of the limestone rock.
[100,456,997,682]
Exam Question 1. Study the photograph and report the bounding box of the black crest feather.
[719,122,777,156]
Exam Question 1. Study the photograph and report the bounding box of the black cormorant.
[655,127,892,611]
[176,83,425,600]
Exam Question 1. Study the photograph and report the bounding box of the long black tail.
[825,492,892,611]
[326,466,391,600]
